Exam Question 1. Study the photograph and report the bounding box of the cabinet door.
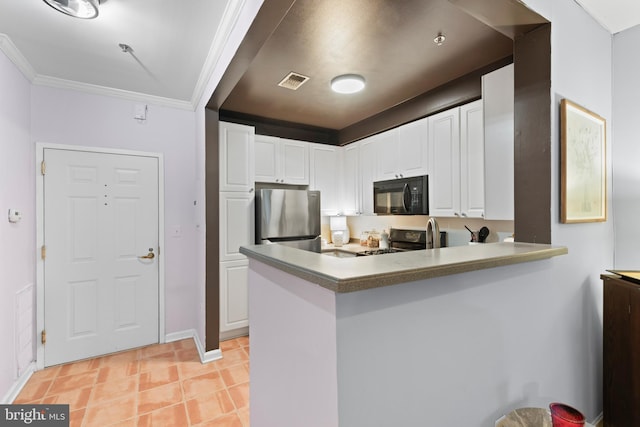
[376,128,400,180]
[219,192,254,261]
[220,259,249,332]
[280,138,309,185]
[429,108,460,217]
[360,137,378,215]
[460,100,485,218]
[342,143,360,215]
[483,64,514,220]
[254,135,279,183]
[603,276,640,426]
[219,122,254,192]
[309,143,342,215]
[398,117,429,177]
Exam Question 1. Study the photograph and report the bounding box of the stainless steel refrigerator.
[255,189,321,252]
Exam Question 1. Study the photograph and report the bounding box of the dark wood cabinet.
[603,274,640,427]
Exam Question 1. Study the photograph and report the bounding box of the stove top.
[356,228,428,256]
[356,248,405,256]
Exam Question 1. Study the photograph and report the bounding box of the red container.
[549,403,585,427]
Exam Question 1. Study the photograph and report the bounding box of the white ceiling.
[0,0,238,110]
[574,0,640,33]
[0,1,638,111]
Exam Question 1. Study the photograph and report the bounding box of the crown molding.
[32,74,194,110]
[1,0,245,112]
[190,0,246,108]
[0,33,37,81]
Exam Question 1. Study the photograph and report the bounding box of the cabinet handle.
[454,212,460,217]
[461,212,467,217]
[249,188,254,193]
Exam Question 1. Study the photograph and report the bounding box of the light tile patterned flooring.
[14,337,250,426]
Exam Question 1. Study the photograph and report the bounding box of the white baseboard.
[1,362,36,404]
[165,329,222,364]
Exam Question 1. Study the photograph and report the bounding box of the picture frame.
[560,99,607,223]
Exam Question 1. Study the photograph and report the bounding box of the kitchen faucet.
[426,217,440,249]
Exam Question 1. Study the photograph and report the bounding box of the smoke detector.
[278,72,310,90]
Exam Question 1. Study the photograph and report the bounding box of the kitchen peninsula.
[240,242,567,427]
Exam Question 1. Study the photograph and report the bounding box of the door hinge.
[41,245,46,260]
[41,160,46,175]
[41,330,46,345]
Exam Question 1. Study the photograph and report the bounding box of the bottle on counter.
[360,231,370,246]
[367,229,380,248]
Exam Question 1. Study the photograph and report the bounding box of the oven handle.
[402,183,411,213]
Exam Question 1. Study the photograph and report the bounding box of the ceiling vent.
[278,72,310,90]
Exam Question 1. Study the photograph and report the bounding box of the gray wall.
[612,24,640,268]
[0,42,34,402]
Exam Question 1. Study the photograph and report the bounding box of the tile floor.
[13,337,250,426]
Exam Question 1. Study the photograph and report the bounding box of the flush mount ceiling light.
[43,0,99,19]
[331,74,366,94]
[433,33,446,46]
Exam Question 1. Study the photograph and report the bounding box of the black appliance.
[373,175,428,215]
[357,228,446,256]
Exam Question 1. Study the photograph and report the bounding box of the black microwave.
[373,175,429,215]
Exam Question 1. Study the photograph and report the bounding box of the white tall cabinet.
[219,122,254,335]
[429,100,484,218]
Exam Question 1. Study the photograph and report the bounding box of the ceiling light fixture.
[331,74,366,94]
[43,0,99,19]
[433,33,446,46]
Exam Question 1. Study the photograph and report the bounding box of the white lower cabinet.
[219,259,249,332]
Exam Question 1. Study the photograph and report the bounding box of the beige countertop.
[239,242,568,293]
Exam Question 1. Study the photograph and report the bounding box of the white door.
[43,148,159,366]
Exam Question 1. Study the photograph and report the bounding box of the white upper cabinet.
[254,135,309,185]
[397,117,429,178]
[359,136,378,215]
[460,100,485,218]
[219,122,255,192]
[341,142,361,215]
[429,108,461,217]
[482,64,514,220]
[376,128,400,180]
[429,101,485,218]
[309,143,342,215]
[376,120,428,181]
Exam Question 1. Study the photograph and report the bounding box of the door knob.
[139,248,155,259]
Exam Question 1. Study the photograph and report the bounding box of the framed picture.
[560,99,607,223]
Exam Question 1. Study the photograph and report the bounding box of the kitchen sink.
[321,249,358,258]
